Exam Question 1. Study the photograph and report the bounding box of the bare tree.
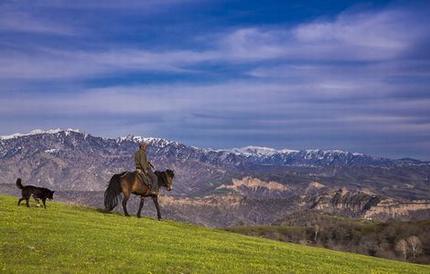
[406,236,422,259]
[395,239,409,260]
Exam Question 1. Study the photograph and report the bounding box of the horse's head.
[165,169,175,191]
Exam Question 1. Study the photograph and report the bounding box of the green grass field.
[1,195,429,273]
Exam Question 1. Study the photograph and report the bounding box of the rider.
[135,142,158,194]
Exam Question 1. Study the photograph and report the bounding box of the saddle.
[137,170,152,187]
[123,171,151,188]
[123,170,158,195]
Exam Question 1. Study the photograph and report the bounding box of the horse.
[104,169,174,219]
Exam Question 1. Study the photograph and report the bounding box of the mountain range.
[1,128,429,226]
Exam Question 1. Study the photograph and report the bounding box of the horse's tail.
[104,172,126,211]
[16,178,23,189]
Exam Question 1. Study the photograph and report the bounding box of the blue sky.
[0,0,429,159]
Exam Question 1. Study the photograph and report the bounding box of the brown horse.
[104,169,174,219]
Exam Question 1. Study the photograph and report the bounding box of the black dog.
[16,178,55,208]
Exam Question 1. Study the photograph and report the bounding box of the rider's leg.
[148,170,158,194]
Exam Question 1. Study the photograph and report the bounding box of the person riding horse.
[134,142,158,195]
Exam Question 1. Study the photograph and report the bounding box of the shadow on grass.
[96,208,113,214]
[95,208,130,218]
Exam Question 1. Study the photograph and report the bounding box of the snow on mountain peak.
[223,146,299,157]
[280,148,300,154]
[117,135,178,147]
[234,146,278,156]
[0,128,81,140]
[225,146,364,158]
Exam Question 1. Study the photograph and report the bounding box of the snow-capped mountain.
[0,128,424,168]
[0,128,82,140]
[1,129,430,226]
[115,134,420,168]
[214,146,389,167]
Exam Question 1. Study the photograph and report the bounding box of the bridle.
[156,171,172,190]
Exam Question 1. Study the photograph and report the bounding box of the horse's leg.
[122,191,130,217]
[137,196,145,218]
[151,196,162,220]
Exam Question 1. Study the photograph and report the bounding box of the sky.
[0,0,429,159]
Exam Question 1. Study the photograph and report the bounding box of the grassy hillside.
[0,195,429,273]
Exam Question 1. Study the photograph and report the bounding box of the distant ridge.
[0,128,419,164]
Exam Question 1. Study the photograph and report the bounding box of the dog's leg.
[25,198,30,208]
[34,198,41,207]
[42,199,47,209]
[18,198,25,206]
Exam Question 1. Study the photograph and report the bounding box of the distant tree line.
[227,211,430,264]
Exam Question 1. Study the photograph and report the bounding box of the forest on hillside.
[227,211,430,264]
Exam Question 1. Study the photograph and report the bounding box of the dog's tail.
[104,172,126,211]
[16,178,24,189]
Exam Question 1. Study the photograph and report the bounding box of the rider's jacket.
[134,148,151,172]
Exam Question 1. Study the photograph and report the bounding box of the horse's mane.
[154,169,174,187]
[166,169,174,178]
[118,171,127,177]
[154,169,174,177]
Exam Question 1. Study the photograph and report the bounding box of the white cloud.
[0,49,214,79]
[217,28,287,61]
[220,7,425,62]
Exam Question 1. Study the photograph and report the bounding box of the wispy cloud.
[1,5,428,80]
[220,6,428,62]
[0,48,219,79]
